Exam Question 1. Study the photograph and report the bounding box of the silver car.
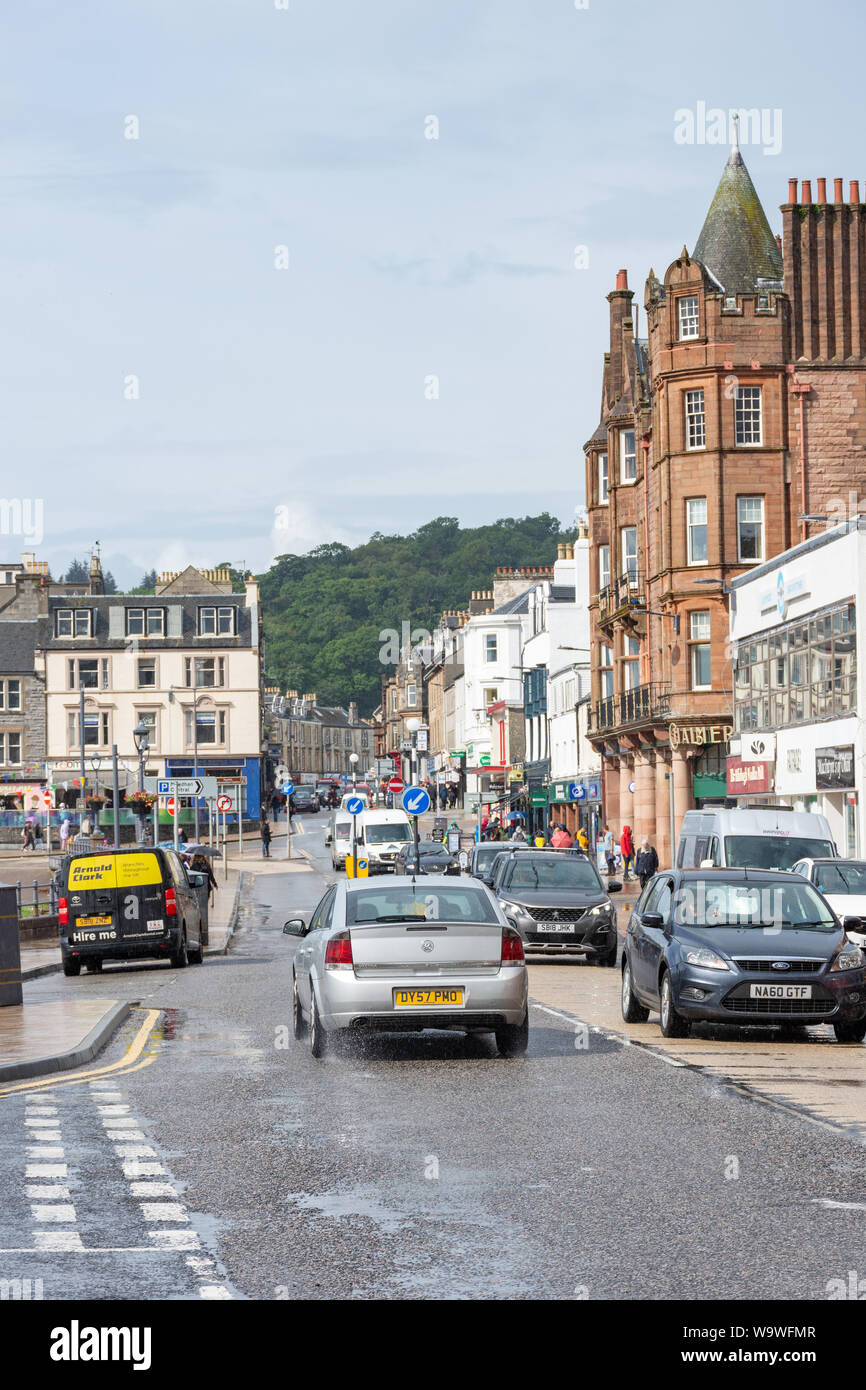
[283,875,529,1058]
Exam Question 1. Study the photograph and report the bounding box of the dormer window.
[55,608,92,638]
[678,295,700,340]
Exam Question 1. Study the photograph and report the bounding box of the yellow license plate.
[77,915,112,927]
[394,988,464,1008]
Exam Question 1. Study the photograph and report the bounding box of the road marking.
[814,1199,866,1211]
[106,1129,147,1141]
[0,1009,162,1099]
[114,1144,157,1158]
[199,1284,233,1299]
[122,1161,167,1178]
[27,1145,64,1159]
[131,1181,178,1198]
[26,1163,67,1179]
[31,1204,77,1223]
[34,1231,85,1251]
[26,1185,71,1199]
[149,1229,200,1249]
[140,1203,188,1223]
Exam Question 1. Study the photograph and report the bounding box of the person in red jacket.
[620,824,634,880]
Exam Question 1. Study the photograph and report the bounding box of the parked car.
[283,876,528,1057]
[490,847,621,964]
[292,787,321,814]
[621,867,866,1042]
[58,846,206,974]
[394,839,460,875]
[792,859,866,947]
[468,840,529,886]
[676,806,836,871]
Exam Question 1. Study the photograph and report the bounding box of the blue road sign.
[282,781,294,795]
[157,780,171,796]
[345,795,365,816]
[402,786,431,816]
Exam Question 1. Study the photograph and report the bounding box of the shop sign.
[741,733,775,762]
[816,745,855,790]
[726,756,773,796]
[507,768,524,782]
[670,722,733,749]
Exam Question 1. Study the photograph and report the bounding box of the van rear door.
[65,852,166,948]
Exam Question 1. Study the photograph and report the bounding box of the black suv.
[58,846,206,975]
[490,847,621,964]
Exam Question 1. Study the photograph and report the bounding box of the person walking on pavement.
[261,818,272,858]
[602,825,615,877]
[510,823,527,842]
[576,825,589,852]
[60,814,71,853]
[551,824,573,848]
[635,837,659,888]
[178,825,188,847]
[620,823,634,880]
[21,820,34,852]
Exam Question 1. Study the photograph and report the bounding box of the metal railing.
[597,571,644,624]
[588,681,671,734]
[16,879,58,918]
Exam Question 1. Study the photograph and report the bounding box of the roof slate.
[693,149,783,293]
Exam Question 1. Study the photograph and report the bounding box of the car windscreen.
[347,885,500,924]
[334,823,351,840]
[724,836,836,872]
[507,857,601,890]
[673,879,837,931]
[815,862,866,895]
[365,823,412,843]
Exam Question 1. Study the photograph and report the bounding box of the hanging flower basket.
[126,791,157,812]
[86,796,106,810]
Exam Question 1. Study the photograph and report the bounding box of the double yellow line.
[0,1008,162,1099]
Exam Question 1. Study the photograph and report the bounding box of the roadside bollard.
[0,883,23,1006]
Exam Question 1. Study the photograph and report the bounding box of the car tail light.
[58,897,68,927]
[325,932,354,969]
[165,888,178,918]
[501,926,524,964]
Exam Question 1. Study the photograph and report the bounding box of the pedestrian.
[576,825,589,852]
[533,831,546,847]
[80,815,92,837]
[261,819,272,858]
[602,825,615,877]
[178,825,188,846]
[448,784,457,810]
[21,821,34,852]
[620,823,634,881]
[59,815,71,853]
[551,824,573,848]
[190,851,218,902]
[288,795,296,834]
[33,819,43,849]
[510,823,526,842]
[635,837,659,888]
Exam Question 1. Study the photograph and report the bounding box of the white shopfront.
[729,523,866,858]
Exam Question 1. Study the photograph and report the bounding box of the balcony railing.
[588,681,671,735]
[597,571,644,625]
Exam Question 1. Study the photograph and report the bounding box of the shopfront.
[548,776,602,840]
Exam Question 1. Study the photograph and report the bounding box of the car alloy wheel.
[621,959,649,1023]
[659,971,689,1038]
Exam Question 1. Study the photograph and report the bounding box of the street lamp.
[132,720,150,794]
[168,684,203,841]
[349,751,359,787]
[406,716,421,787]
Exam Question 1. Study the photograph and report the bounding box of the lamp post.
[349,752,359,788]
[133,719,150,844]
[406,716,421,787]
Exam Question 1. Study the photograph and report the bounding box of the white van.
[325,813,353,870]
[676,806,837,873]
[339,790,370,812]
[353,808,414,873]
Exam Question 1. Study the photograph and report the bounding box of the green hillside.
[259,513,576,716]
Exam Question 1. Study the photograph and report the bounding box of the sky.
[1,0,864,588]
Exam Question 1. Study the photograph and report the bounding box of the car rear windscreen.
[815,862,866,894]
[347,885,500,924]
[724,836,835,872]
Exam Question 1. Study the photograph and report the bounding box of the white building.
[729,521,861,856]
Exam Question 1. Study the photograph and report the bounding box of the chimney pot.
[817,178,827,205]
[616,268,628,290]
[788,178,798,204]
[775,233,782,252]
[802,180,812,204]
[834,177,844,203]
[851,180,861,204]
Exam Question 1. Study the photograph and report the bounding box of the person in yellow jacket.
[576,825,589,851]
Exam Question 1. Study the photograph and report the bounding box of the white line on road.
[31,1204,77,1223]
[26,1185,71,1199]
[26,1163,67,1179]
[814,1199,866,1211]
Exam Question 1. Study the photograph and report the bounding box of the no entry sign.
[164,796,176,817]
[388,777,404,794]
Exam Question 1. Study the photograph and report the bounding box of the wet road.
[5,815,866,1300]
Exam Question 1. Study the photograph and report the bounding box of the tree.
[63,558,90,582]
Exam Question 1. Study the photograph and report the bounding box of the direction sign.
[402,786,431,816]
[282,781,294,796]
[148,776,220,799]
[388,776,404,794]
[345,795,365,817]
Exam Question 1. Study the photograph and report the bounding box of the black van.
[58,847,205,975]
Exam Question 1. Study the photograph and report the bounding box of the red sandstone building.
[585,133,866,865]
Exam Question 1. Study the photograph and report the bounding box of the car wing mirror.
[699,858,715,869]
[641,911,664,929]
[607,880,622,893]
[842,916,862,932]
[283,918,308,937]
[188,872,205,887]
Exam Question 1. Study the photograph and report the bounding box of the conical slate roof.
[693,143,783,293]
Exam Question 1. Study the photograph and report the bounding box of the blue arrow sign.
[345,795,365,816]
[282,781,294,795]
[402,786,431,816]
